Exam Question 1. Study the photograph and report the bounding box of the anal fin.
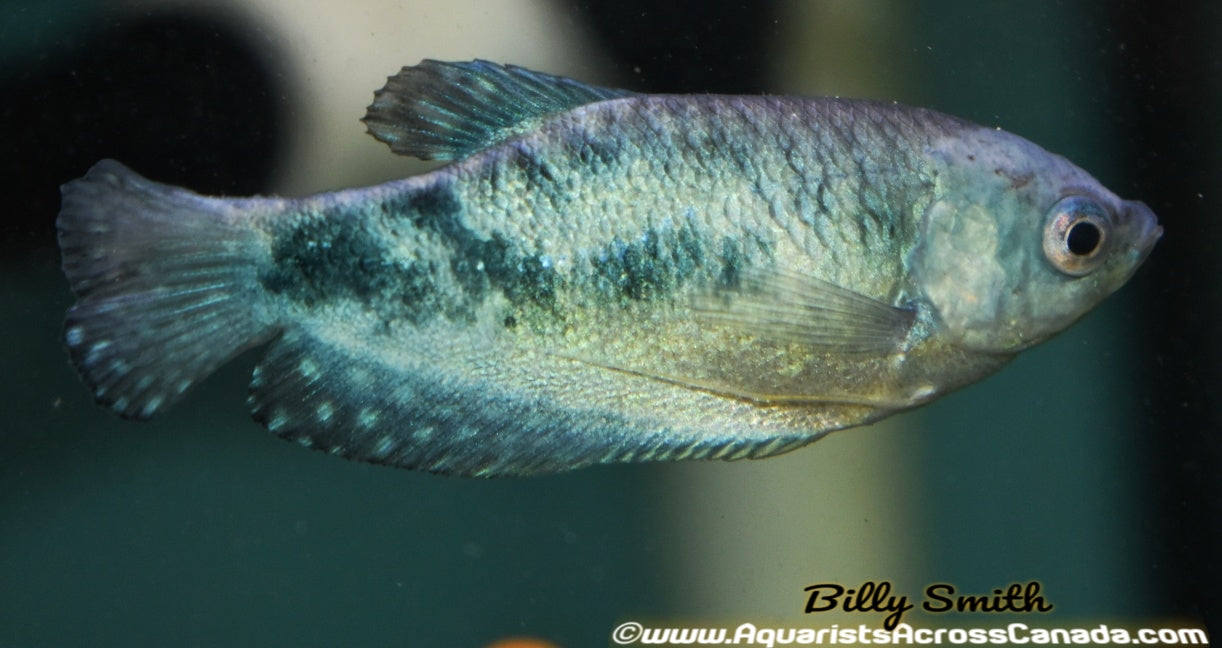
[248,329,618,476]
[245,325,877,476]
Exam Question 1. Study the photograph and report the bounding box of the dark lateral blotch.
[261,217,394,307]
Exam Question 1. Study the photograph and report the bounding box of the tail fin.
[58,160,279,419]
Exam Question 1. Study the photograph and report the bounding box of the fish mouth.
[1109,199,1161,286]
[1123,199,1162,261]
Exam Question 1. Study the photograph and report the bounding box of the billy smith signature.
[803,580,1054,630]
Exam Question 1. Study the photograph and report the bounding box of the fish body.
[57,60,1161,476]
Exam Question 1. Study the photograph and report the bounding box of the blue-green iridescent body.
[57,61,1160,476]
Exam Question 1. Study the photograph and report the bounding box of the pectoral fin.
[246,328,862,476]
[692,265,915,353]
[547,266,924,409]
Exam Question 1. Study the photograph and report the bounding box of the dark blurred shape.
[1113,0,1222,636]
[564,0,781,93]
[0,8,286,261]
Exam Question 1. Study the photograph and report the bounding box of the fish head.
[912,125,1161,353]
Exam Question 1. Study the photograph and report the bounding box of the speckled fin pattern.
[245,329,816,476]
[57,160,274,419]
[245,328,602,476]
[362,59,634,160]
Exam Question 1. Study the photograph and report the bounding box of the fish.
[57,59,1162,477]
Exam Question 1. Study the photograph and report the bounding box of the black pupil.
[1066,220,1101,256]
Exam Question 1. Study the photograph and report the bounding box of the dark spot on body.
[471,239,563,328]
[993,168,1034,190]
[397,262,445,323]
[619,234,660,300]
[260,212,451,326]
[593,223,707,302]
[502,253,558,307]
[407,182,463,220]
[1009,171,1034,190]
[508,144,570,211]
[813,181,831,215]
[525,156,557,184]
[571,135,624,170]
[718,238,743,288]
[261,215,396,307]
[259,178,574,331]
[386,179,564,325]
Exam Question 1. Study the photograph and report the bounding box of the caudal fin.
[58,160,280,419]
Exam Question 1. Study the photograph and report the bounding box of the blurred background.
[1,1,1218,645]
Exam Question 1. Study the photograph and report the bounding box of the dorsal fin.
[363,59,635,161]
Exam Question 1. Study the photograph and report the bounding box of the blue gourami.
[57,60,1161,476]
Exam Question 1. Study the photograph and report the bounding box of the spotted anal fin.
[362,59,635,160]
[692,265,915,354]
[247,328,846,477]
[247,330,619,477]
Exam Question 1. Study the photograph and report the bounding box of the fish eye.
[1043,195,1111,276]
[1066,220,1102,256]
